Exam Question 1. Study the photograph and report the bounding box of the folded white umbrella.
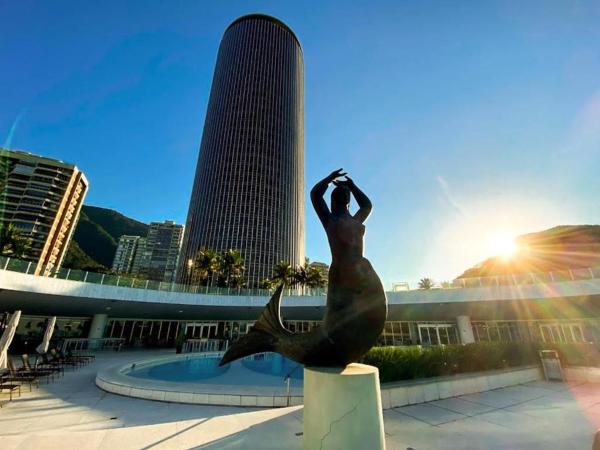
[36,316,57,354]
[0,310,22,370]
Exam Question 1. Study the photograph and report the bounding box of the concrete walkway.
[1,351,598,449]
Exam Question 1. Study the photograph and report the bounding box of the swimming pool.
[127,352,302,382]
[129,355,229,382]
[95,352,305,407]
[242,353,304,380]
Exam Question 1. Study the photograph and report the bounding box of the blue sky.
[2,1,599,287]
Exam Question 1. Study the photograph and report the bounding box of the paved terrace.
[2,269,600,321]
[1,351,600,449]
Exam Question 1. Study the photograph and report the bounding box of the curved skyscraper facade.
[179,14,304,287]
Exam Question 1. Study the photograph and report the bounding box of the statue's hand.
[328,168,347,183]
[333,176,354,188]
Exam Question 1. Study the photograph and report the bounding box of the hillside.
[457,225,600,279]
[63,205,148,271]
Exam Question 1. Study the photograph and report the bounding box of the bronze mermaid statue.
[220,169,387,367]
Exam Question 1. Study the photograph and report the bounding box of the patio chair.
[1,366,39,392]
[10,357,53,383]
[0,380,21,401]
[66,348,95,362]
[44,350,78,369]
[50,348,84,367]
[36,353,66,375]
[22,354,62,378]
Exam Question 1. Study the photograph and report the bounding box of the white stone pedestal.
[303,363,386,450]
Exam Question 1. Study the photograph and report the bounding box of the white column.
[303,364,385,450]
[88,314,108,340]
[457,315,475,344]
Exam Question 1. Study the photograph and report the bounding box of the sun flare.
[486,234,518,260]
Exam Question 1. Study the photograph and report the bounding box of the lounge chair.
[50,348,84,367]
[9,358,53,383]
[1,367,38,392]
[63,348,93,364]
[43,351,78,369]
[0,380,21,401]
[22,354,62,378]
[66,348,95,362]
[36,353,66,375]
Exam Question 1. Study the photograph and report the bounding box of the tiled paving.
[1,351,599,449]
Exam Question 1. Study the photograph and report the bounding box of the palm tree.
[0,223,30,258]
[192,248,220,286]
[272,261,295,286]
[293,258,309,289]
[218,249,246,288]
[258,278,274,290]
[293,258,328,293]
[306,263,327,289]
[418,277,434,290]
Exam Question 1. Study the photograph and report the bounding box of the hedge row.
[362,342,600,383]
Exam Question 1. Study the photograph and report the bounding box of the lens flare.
[487,234,518,260]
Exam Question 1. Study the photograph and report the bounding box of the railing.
[182,339,227,353]
[2,256,600,295]
[61,337,125,352]
[0,256,326,297]
[283,362,303,406]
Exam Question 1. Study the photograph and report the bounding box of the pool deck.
[1,350,600,449]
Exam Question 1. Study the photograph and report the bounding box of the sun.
[486,234,518,260]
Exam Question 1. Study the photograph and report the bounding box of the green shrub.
[362,342,539,383]
[363,342,600,383]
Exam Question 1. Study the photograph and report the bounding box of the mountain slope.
[63,205,148,270]
[457,225,600,279]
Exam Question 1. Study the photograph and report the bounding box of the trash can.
[539,350,564,381]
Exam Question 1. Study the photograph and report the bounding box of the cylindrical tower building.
[179,14,304,287]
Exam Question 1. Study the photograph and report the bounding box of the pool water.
[129,356,228,382]
[127,353,304,383]
[242,354,304,380]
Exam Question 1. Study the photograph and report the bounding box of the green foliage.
[272,261,295,286]
[67,205,149,270]
[0,223,31,258]
[294,258,327,290]
[217,248,246,288]
[364,342,600,383]
[81,205,148,242]
[62,240,108,272]
[266,258,328,290]
[418,277,434,289]
[363,343,546,383]
[258,278,274,290]
[190,248,246,288]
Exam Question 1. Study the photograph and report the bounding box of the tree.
[0,223,31,258]
[218,248,246,288]
[305,263,327,289]
[293,258,327,293]
[418,278,434,290]
[293,259,309,288]
[272,261,295,286]
[192,248,220,286]
[258,278,274,290]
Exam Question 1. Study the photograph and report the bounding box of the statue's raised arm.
[310,168,346,227]
[336,176,372,223]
